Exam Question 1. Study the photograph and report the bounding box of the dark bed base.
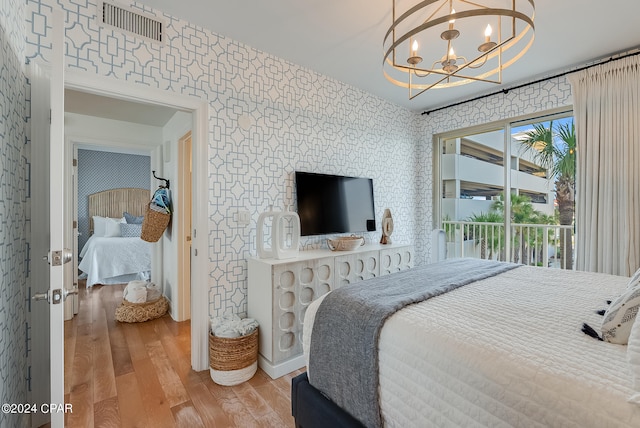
[291,372,365,428]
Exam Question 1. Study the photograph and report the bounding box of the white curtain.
[568,55,640,276]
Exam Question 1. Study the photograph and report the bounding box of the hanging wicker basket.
[115,296,169,323]
[141,203,171,242]
[209,328,259,386]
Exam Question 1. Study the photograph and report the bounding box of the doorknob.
[64,288,78,300]
[44,249,73,266]
[32,288,78,304]
[50,249,73,266]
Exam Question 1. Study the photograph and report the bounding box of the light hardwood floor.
[61,282,304,427]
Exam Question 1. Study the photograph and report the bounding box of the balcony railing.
[442,221,574,269]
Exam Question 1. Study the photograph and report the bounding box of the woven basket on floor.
[115,296,169,323]
[209,328,259,386]
[141,203,171,242]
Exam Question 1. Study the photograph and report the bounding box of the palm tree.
[518,120,576,269]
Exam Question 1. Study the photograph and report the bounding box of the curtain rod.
[421,49,640,116]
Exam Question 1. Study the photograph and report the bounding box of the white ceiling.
[132,0,640,112]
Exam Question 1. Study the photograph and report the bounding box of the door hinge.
[49,109,52,124]
[73,220,77,229]
[73,158,78,167]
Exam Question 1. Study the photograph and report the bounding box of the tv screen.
[295,171,376,236]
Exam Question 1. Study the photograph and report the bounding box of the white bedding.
[304,265,640,427]
[79,235,151,288]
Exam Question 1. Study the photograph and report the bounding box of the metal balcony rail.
[441,221,574,269]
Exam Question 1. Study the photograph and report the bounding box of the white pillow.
[92,216,124,237]
[601,282,640,344]
[104,217,125,237]
[628,315,640,404]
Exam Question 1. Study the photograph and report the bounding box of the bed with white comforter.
[302,262,640,427]
[79,235,151,288]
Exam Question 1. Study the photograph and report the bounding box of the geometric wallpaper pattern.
[76,149,150,249]
[0,0,30,426]
[25,0,418,320]
[23,0,573,325]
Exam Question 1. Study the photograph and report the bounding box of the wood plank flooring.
[61,282,304,427]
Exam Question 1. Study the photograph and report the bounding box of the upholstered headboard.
[88,188,150,234]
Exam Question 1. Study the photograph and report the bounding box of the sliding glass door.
[436,111,575,269]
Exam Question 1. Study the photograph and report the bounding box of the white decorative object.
[274,207,300,259]
[380,208,394,244]
[257,205,278,259]
[248,243,414,378]
[327,235,365,251]
[257,205,301,259]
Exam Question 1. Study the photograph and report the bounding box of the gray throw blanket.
[308,258,520,428]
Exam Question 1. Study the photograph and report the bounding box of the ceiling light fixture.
[383,0,535,100]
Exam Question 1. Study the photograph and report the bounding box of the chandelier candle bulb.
[485,24,492,42]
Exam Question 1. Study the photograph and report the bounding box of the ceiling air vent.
[99,2,164,43]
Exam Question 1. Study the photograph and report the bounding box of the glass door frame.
[432,107,574,263]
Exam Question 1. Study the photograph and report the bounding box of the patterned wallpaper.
[413,76,574,263]
[23,1,574,322]
[0,0,30,426]
[25,0,419,319]
[77,149,150,249]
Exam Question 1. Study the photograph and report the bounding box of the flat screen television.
[295,171,376,236]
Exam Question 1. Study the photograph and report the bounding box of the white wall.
[161,111,192,320]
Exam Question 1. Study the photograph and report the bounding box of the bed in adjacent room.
[78,188,152,288]
[295,258,640,428]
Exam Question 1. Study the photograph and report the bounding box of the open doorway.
[59,85,205,419]
[64,88,190,319]
[61,69,210,372]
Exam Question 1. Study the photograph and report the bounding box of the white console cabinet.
[248,243,413,379]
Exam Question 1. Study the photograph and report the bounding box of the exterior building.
[441,129,554,221]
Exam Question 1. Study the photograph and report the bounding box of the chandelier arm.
[383,14,453,67]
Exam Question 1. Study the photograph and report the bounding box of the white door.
[30,11,70,428]
[49,12,68,426]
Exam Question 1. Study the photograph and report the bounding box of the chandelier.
[383,0,535,99]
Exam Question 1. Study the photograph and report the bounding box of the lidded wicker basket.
[209,328,259,386]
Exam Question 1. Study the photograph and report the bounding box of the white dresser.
[248,243,414,379]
